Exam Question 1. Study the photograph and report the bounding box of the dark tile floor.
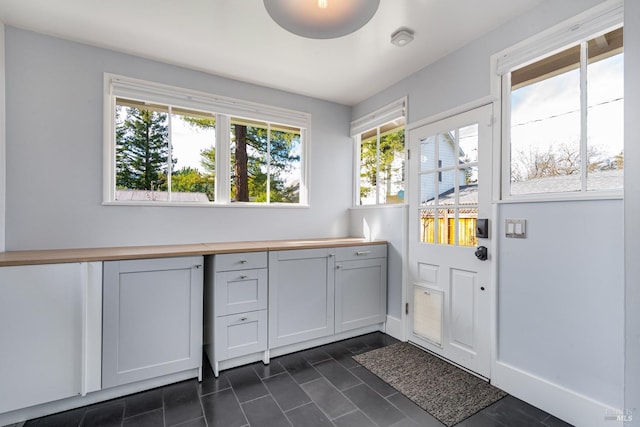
[11,333,572,427]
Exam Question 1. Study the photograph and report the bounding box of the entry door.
[407,104,493,378]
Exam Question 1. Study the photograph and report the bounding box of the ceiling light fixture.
[263,0,380,39]
[390,28,415,47]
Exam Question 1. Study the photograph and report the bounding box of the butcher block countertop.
[0,237,387,267]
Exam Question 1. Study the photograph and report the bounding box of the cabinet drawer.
[335,244,387,262]
[215,310,267,360]
[215,269,267,316]
[214,252,267,272]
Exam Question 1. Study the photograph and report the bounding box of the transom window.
[501,23,623,198]
[105,75,309,206]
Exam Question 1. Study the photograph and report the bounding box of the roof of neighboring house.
[510,169,623,195]
[115,190,210,202]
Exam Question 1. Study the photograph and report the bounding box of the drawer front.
[215,310,267,360]
[335,244,387,262]
[215,269,267,316]
[215,252,267,272]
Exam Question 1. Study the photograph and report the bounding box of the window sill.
[102,201,310,209]
[349,204,407,210]
[497,191,623,204]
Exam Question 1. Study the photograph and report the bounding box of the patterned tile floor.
[9,333,572,427]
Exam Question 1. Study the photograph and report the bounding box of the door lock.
[475,246,488,261]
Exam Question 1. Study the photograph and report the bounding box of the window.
[351,98,407,206]
[105,75,309,205]
[115,98,216,202]
[499,6,623,199]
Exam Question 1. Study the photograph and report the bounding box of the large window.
[501,20,623,198]
[105,75,309,206]
[352,99,407,206]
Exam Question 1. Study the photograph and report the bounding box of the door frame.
[399,97,501,379]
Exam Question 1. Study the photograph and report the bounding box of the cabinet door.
[102,256,203,388]
[268,248,334,348]
[0,264,84,413]
[335,258,387,333]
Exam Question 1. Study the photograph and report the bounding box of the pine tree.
[116,106,171,191]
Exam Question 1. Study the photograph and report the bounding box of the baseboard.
[384,315,404,341]
[492,361,623,427]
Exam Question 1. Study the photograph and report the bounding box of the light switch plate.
[505,219,526,238]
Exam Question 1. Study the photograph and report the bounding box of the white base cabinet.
[204,252,268,376]
[268,248,335,349]
[335,245,387,333]
[0,262,102,414]
[102,256,203,388]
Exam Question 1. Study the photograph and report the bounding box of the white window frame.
[103,74,310,207]
[493,0,623,202]
[351,97,407,207]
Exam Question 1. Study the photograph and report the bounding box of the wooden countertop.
[0,238,386,267]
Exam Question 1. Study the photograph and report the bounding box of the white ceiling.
[0,0,546,106]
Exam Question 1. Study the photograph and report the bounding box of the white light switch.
[505,219,526,238]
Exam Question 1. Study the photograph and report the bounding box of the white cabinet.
[334,245,387,333]
[102,256,203,388]
[0,262,102,414]
[204,252,268,376]
[268,248,335,349]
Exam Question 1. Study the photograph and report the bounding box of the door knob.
[475,246,488,261]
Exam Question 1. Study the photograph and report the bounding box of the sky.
[510,53,624,171]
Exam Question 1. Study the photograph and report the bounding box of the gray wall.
[350,0,625,416]
[498,200,624,406]
[0,24,5,252]
[625,0,640,424]
[3,27,352,250]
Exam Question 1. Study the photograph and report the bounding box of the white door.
[407,104,493,378]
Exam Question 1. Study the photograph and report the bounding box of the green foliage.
[116,106,172,191]
[360,128,405,202]
[171,167,215,201]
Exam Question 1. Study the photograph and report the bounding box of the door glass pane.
[439,169,456,206]
[170,109,216,202]
[458,208,478,247]
[360,136,378,205]
[419,172,436,206]
[438,131,457,169]
[459,124,479,164]
[586,28,624,191]
[439,208,454,245]
[420,209,436,243]
[420,136,436,172]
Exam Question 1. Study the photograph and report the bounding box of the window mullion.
[267,123,271,204]
[216,114,231,203]
[167,105,173,201]
[376,127,381,204]
[580,41,589,193]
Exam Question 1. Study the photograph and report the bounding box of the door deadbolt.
[475,246,488,261]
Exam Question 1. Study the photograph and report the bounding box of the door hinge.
[407,149,410,160]
[405,302,409,315]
